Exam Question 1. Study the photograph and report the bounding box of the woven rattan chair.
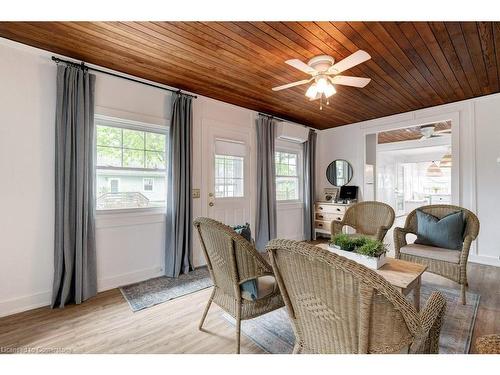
[193,217,284,353]
[331,201,395,242]
[394,205,479,305]
[476,334,500,354]
[267,239,446,354]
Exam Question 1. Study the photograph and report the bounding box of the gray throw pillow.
[415,209,465,250]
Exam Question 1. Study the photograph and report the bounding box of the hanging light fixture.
[426,161,443,177]
[440,150,452,168]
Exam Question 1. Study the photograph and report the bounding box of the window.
[95,118,167,210]
[109,179,120,193]
[143,178,154,192]
[275,151,300,201]
[214,155,244,198]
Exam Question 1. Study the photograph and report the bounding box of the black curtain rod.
[51,56,197,99]
[258,112,314,131]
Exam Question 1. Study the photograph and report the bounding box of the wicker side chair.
[193,217,284,353]
[394,205,480,305]
[476,334,500,354]
[267,239,446,354]
[331,201,395,241]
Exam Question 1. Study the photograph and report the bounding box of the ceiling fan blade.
[272,78,312,91]
[328,50,371,74]
[331,75,371,88]
[285,59,317,75]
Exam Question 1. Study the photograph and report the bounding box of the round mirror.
[326,159,353,187]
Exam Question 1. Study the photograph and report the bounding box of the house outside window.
[95,116,167,210]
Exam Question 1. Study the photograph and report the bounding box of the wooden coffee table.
[317,244,427,311]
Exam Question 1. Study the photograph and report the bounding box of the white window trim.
[275,141,304,204]
[95,114,168,214]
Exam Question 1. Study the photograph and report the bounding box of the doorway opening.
[365,120,454,254]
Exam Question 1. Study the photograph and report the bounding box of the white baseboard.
[0,290,51,318]
[97,266,164,292]
[469,254,500,267]
[0,266,164,319]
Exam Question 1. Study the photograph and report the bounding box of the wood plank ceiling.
[378,120,451,144]
[0,22,499,129]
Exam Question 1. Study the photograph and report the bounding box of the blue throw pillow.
[232,223,258,301]
[232,223,252,243]
[414,210,465,250]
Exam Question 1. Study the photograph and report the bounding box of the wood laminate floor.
[0,261,499,354]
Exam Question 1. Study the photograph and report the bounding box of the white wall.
[316,94,500,267]
[0,38,305,317]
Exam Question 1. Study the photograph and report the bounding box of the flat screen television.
[338,186,358,200]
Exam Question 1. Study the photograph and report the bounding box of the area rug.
[120,267,213,312]
[223,284,480,354]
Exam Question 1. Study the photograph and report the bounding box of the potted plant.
[328,233,388,270]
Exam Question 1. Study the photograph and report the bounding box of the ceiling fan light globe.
[305,83,318,99]
[316,77,328,93]
[324,83,336,98]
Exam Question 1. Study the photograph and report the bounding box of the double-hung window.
[275,150,301,202]
[95,116,167,210]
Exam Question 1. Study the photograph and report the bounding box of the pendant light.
[440,150,452,168]
[426,161,443,177]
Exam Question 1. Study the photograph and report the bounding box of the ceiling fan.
[419,124,452,140]
[272,50,372,109]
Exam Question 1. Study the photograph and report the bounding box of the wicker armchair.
[193,217,284,353]
[394,205,479,305]
[267,239,446,354]
[476,334,500,354]
[331,201,395,241]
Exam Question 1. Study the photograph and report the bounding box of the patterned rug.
[120,267,213,312]
[223,284,480,354]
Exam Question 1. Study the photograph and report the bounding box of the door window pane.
[214,155,244,198]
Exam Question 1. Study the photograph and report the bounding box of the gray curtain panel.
[52,65,97,308]
[303,130,317,241]
[165,93,193,277]
[255,115,277,250]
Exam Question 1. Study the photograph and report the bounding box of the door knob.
[209,202,214,207]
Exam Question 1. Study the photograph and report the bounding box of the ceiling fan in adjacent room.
[419,123,452,140]
[272,50,372,110]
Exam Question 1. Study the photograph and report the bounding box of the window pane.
[96,170,166,210]
[123,129,145,150]
[97,146,121,167]
[276,176,299,201]
[146,132,166,151]
[146,151,166,169]
[95,121,167,210]
[97,126,121,147]
[275,151,299,177]
[123,149,145,168]
[214,155,244,198]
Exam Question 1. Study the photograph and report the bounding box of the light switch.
[192,189,200,199]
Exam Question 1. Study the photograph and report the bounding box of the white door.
[202,121,252,226]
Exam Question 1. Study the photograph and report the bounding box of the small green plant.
[330,233,355,251]
[330,234,387,258]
